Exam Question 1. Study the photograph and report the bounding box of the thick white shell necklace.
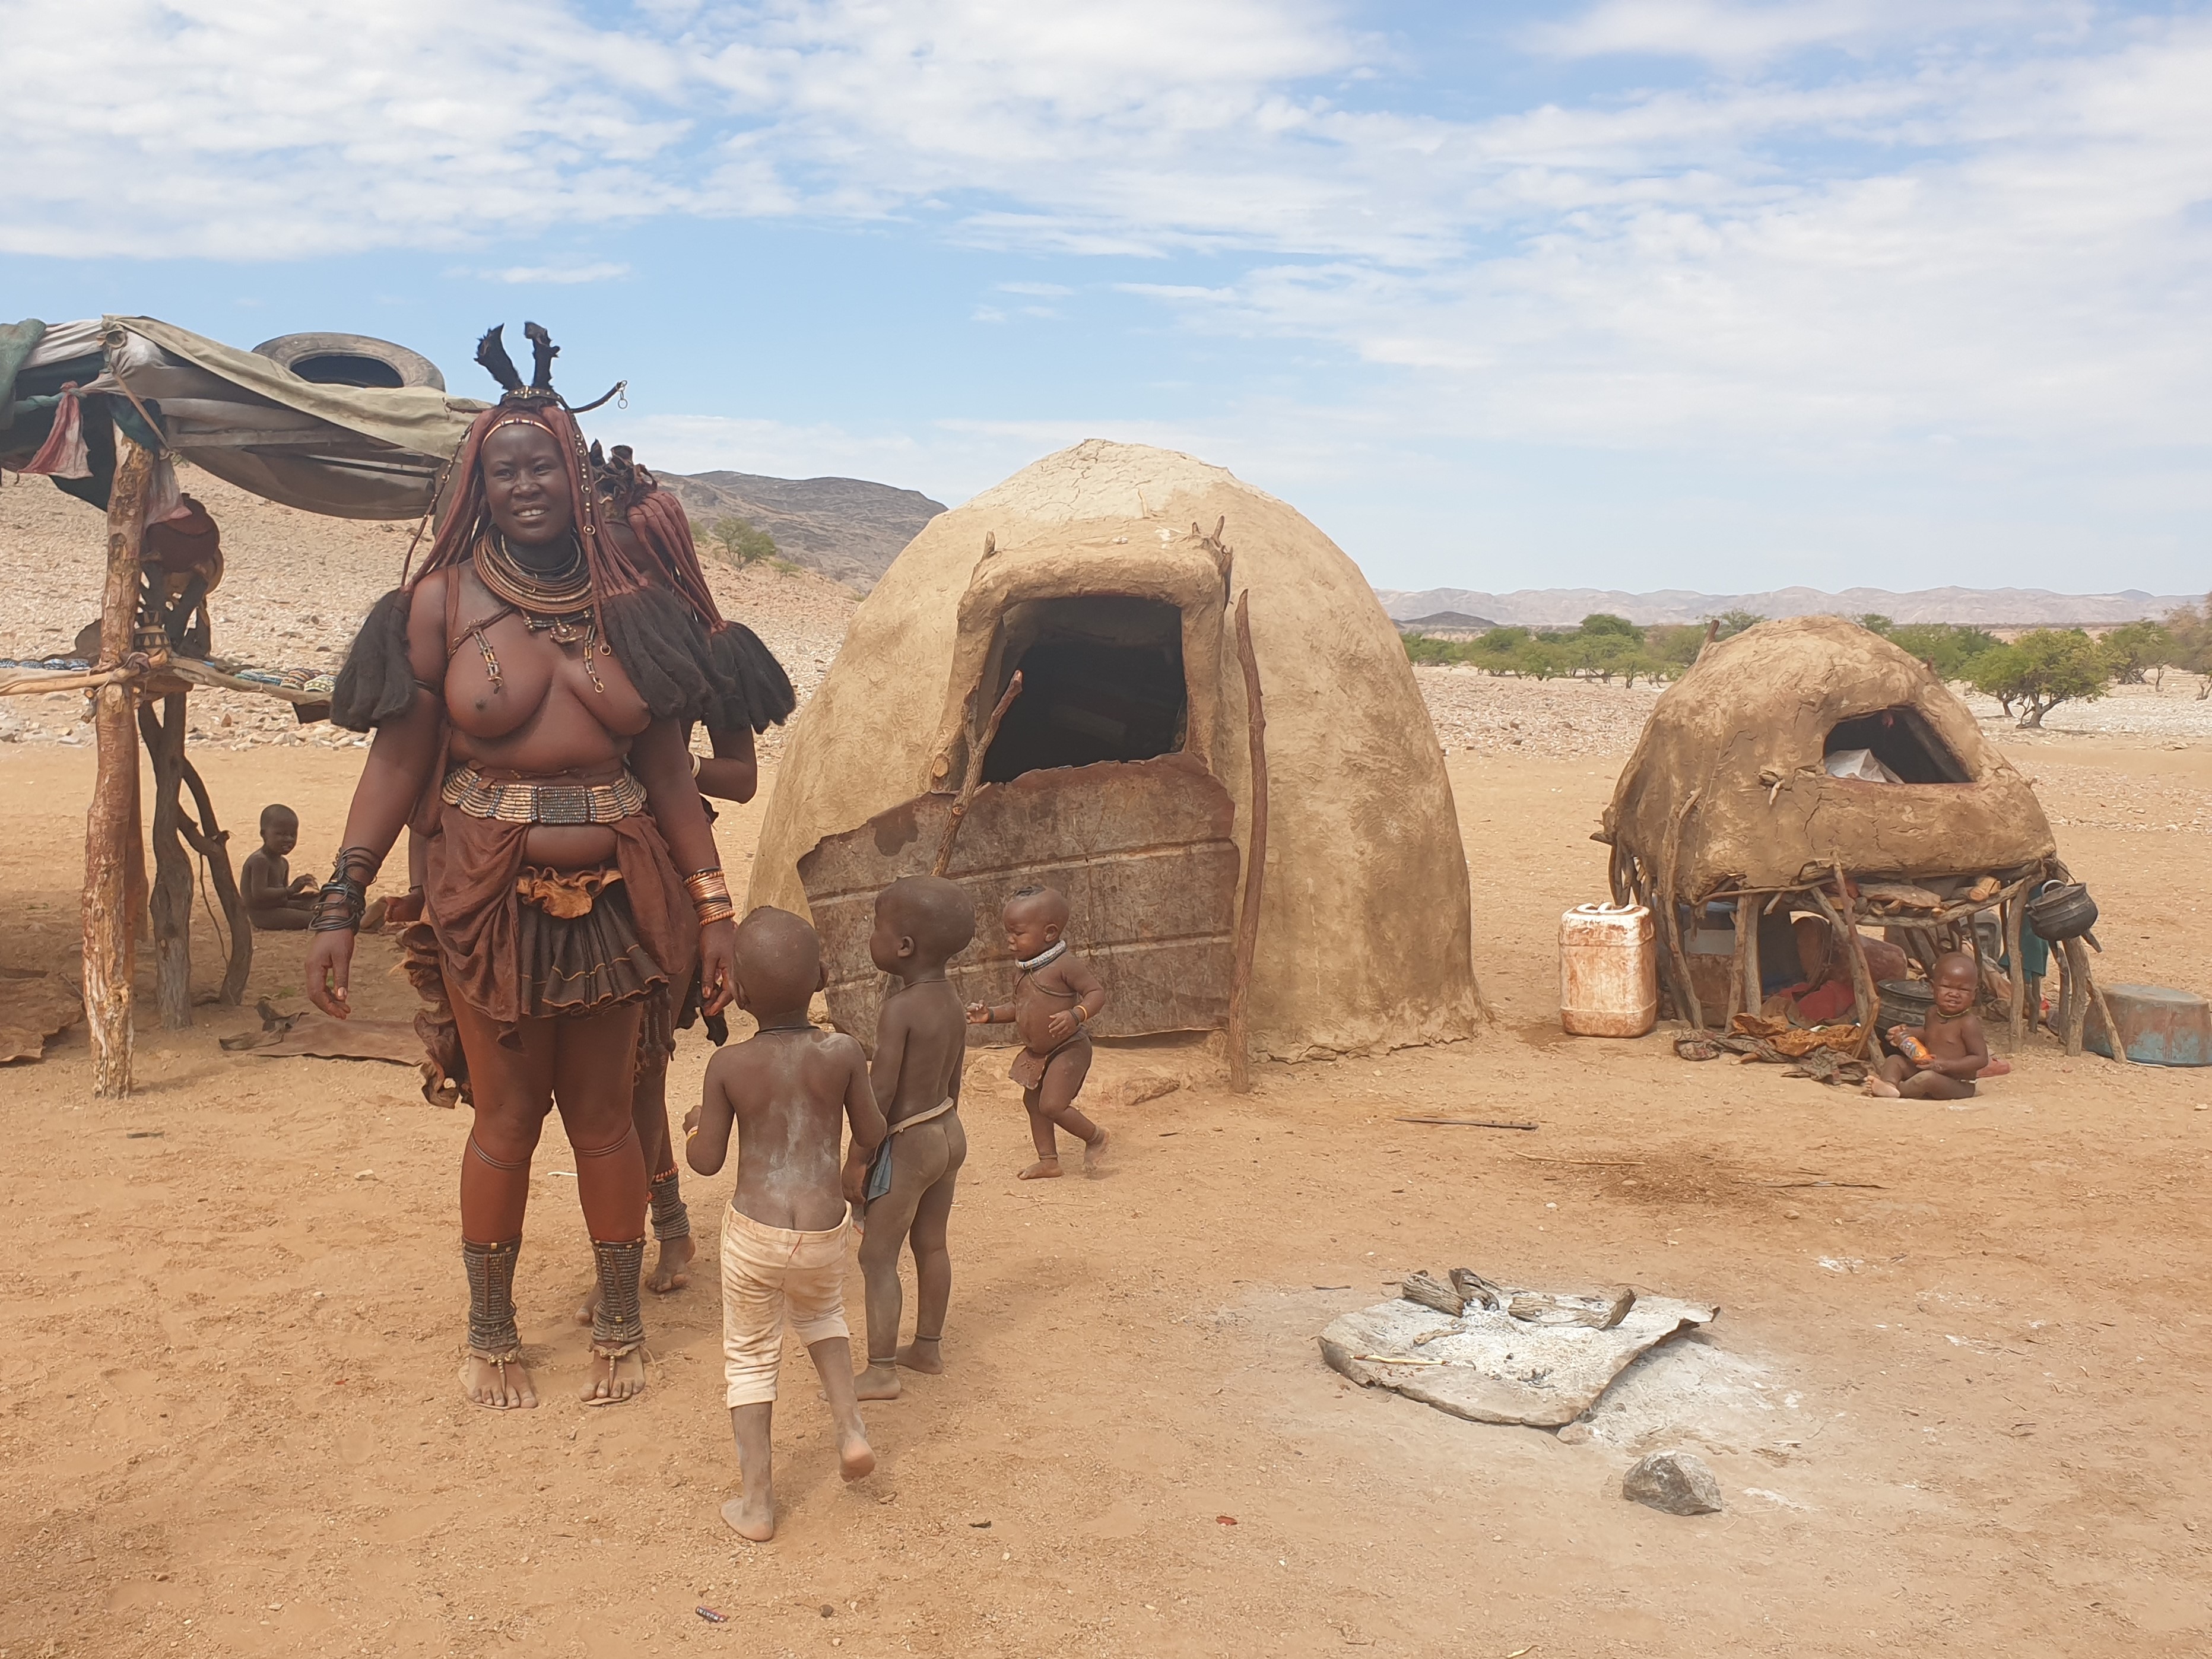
[1016,939,1068,973]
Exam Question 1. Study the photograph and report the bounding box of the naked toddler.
[685,907,887,1541]
[240,805,319,931]
[967,885,1109,1179]
[854,876,976,1401]
[1864,951,1988,1100]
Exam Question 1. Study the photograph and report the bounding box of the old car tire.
[251,332,446,392]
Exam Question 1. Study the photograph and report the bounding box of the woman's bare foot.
[722,1490,775,1542]
[1862,1076,1901,1099]
[854,1360,901,1401]
[1084,1127,1109,1174]
[459,1353,538,1410]
[648,1233,696,1294]
[840,1429,877,1482]
[1017,1157,1063,1181]
[897,1335,943,1374]
[580,1347,647,1406]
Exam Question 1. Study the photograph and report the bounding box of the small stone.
[1557,1422,1593,1445]
[1621,1450,1725,1516]
[1783,1208,1801,1220]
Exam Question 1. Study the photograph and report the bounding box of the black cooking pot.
[1878,978,1935,1035]
[2027,881,2099,944]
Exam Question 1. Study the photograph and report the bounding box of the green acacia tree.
[2101,618,2177,688]
[1967,629,2118,727]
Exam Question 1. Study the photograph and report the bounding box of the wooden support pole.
[147,693,195,1029]
[1658,792,1703,1030]
[1727,893,1752,1023]
[2060,936,2090,1057]
[2005,894,2027,1049]
[176,752,252,1007]
[1743,895,1763,1021]
[1226,591,1269,1094]
[84,430,155,1096]
[1810,864,1879,1060]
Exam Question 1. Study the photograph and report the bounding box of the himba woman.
[306,324,792,1410]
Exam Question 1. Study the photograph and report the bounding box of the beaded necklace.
[467,531,607,693]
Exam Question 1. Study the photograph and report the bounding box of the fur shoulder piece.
[329,588,418,732]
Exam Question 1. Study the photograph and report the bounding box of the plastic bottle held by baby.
[1896,1032,1933,1065]
[1559,903,1658,1038]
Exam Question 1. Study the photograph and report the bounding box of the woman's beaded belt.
[442,765,648,826]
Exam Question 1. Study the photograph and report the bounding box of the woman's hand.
[306,929,356,1018]
[699,917,738,1016]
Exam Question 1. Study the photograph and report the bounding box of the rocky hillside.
[656,470,945,592]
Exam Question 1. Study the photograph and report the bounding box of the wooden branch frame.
[1226,591,1270,1093]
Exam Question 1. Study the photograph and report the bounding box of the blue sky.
[7,0,2209,594]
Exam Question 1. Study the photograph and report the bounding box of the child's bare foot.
[1084,1127,1109,1173]
[459,1353,537,1410]
[722,1491,775,1542]
[1017,1157,1063,1180]
[897,1335,943,1374]
[840,1428,877,1482]
[647,1233,696,1294]
[574,1283,601,1326]
[580,1348,647,1406]
[1977,1057,2013,1078]
[854,1360,901,1401]
[1862,1076,1901,1099]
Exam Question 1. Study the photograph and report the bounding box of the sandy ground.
[3,718,2210,1658]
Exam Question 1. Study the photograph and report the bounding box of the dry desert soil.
[3,474,2211,1657]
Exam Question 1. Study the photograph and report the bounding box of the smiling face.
[479,421,575,548]
[1931,954,1979,1016]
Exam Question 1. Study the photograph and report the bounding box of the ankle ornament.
[589,1236,648,1356]
[462,1236,523,1360]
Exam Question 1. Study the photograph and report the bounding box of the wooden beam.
[2005,892,2027,1049]
[1226,591,1270,1093]
[84,430,155,1096]
[176,753,252,1007]
[145,694,195,1030]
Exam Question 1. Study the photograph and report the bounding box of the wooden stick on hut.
[1227,591,1270,1094]
[84,430,156,1097]
[146,693,195,1030]
[931,670,1024,877]
[1657,791,1703,1030]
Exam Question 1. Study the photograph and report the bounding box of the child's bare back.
[683,907,886,1543]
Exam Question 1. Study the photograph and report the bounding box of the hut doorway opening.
[980,595,1187,782]
[1824,705,1970,785]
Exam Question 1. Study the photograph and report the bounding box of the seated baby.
[1864,952,1988,1100]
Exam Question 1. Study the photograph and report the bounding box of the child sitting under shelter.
[685,908,887,1540]
[240,805,319,930]
[1864,952,1988,1100]
[968,885,1109,1179]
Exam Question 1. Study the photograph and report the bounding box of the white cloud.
[475,262,632,284]
[7,0,2210,569]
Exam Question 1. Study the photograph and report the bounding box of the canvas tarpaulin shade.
[2,316,484,518]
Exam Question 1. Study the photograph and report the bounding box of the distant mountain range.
[657,469,945,592]
[1376,585,2198,629]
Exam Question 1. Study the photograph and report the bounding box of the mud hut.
[748,439,1482,1067]
[1597,614,2113,1053]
